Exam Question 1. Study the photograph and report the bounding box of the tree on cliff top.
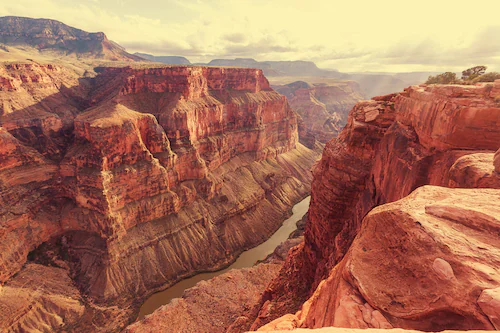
[462,66,487,80]
[426,72,458,84]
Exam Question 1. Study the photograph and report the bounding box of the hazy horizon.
[1,0,499,73]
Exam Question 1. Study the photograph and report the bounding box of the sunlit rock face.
[250,82,500,331]
[0,63,320,332]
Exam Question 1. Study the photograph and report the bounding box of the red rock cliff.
[252,82,500,330]
[0,63,319,332]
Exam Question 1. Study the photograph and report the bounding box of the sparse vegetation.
[426,65,500,85]
[474,72,500,82]
[462,66,487,80]
[425,72,458,84]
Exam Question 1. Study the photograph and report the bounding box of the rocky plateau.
[0,60,320,332]
[125,81,500,333]
[3,14,500,333]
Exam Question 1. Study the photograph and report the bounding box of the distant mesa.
[207,58,261,67]
[0,16,141,61]
[286,80,312,90]
[133,52,191,65]
[205,58,342,78]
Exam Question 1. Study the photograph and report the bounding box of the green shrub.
[426,72,458,84]
[462,66,487,80]
[473,72,500,82]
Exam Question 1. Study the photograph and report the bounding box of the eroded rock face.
[125,263,282,333]
[274,81,364,145]
[495,149,500,173]
[251,82,500,330]
[295,186,500,330]
[0,63,319,332]
[255,329,499,333]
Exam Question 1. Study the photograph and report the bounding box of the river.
[137,196,311,320]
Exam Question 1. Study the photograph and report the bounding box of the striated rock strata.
[125,263,283,333]
[256,329,500,333]
[273,81,364,145]
[250,82,500,330]
[0,63,320,332]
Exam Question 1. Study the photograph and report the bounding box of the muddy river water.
[137,196,311,320]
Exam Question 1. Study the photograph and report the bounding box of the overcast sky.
[1,0,499,72]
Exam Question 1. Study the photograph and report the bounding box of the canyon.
[3,14,500,333]
[250,82,500,331]
[273,80,365,145]
[0,60,320,332]
[124,82,500,333]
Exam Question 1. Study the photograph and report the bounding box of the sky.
[1,0,499,73]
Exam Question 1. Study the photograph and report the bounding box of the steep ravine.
[273,81,364,146]
[251,82,500,331]
[0,63,320,332]
[125,197,311,333]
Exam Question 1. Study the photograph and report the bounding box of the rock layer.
[267,186,500,331]
[0,63,320,332]
[251,82,500,330]
[125,263,282,333]
[274,81,364,145]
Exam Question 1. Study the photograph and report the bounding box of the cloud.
[222,33,247,44]
[1,0,500,72]
[121,41,204,57]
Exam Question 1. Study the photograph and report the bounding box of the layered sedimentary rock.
[125,262,283,333]
[0,63,319,332]
[251,82,500,330]
[259,186,500,330]
[124,221,306,333]
[273,81,364,145]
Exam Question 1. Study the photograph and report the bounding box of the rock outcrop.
[273,81,364,145]
[250,82,500,330]
[125,262,282,333]
[0,62,320,332]
[256,329,500,333]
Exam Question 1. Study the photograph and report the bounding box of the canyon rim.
[1,2,500,333]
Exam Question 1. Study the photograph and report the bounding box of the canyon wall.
[251,82,500,330]
[0,63,319,332]
[273,81,364,145]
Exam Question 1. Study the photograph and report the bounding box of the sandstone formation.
[124,220,306,333]
[495,148,500,173]
[274,81,364,145]
[259,186,500,330]
[255,329,500,333]
[0,62,319,332]
[125,262,282,333]
[250,82,500,330]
